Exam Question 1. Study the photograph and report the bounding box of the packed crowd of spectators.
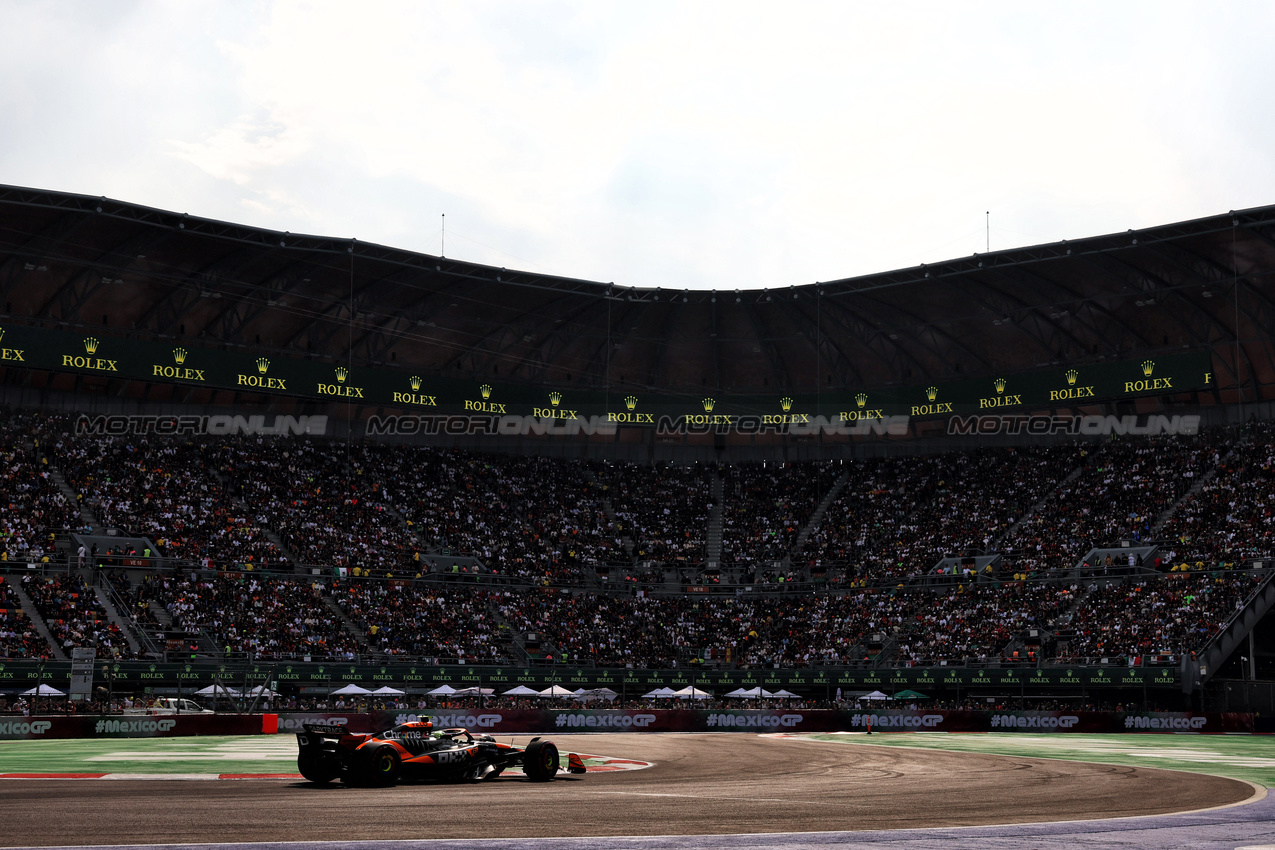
[6,409,1275,673]
[485,572,1250,668]
[55,434,284,567]
[496,590,742,667]
[5,560,1268,669]
[1058,572,1259,661]
[0,577,51,658]
[869,446,1086,578]
[795,454,958,579]
[1003,436,1218,572]
[331,581,509,663]
[215,441,406,571]
[719,462,838,568]
[0,413,80,564]
[380,449,623,583]
[608,462,711,563]
[1159,421,1275,567]
[140,573,361,660]
[21,573,131,659]
[11,413,1260,586]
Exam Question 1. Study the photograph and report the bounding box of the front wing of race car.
[296,723,587,786]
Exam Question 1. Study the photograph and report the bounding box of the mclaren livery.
[296,720,587,785]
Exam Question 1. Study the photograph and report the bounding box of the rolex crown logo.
[780,397,793,412]
[624,395,638,410]
[856,393,867,408]
[173,348,187,365]
[1065,369,1078,386]
[480,384,492,399]
[335,367,348,384]
[1141,359,1155,377]
[702,397,716,412]
[256,357,270,374]
[926,386,938,402]
[993,377,1006,394]
[549,391,562,406]
[409,376,422,391]
[84,337,100,355]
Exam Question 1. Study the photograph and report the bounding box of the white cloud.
[1,0,1273,288]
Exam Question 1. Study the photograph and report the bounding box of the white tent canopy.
[242,685,279,697]
[194,684,240,697]
[502,685,540,696]
[452,687,495,696]
[330,684,372,696]
[767,689,799,699]
[574,687,619,702]
[725,686,774,699]
[861,690,891,701]
[673,685,712,700]
[370,686,406,696]
[21,684,65,696]
[538,685,576,698]
[641,687,678,699]
[426,684,458,696]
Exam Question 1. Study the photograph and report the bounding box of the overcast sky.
[2,1,1273,291]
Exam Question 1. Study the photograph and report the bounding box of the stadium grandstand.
[3,184,1275,715]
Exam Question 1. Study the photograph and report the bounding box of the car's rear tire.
[523,740,559,782]
[364,744,402,786]
[298,751,340,784]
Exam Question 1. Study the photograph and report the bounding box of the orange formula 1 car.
[296,720,587,786]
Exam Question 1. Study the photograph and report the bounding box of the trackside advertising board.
[0,711,1250,739]
[352,710,1252,736]
[0,714,276,740]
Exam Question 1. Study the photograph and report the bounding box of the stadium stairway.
[380,502,421,549]
[9,580,66,661]
[49,466,99,532]
[259,527,301,566]
[583,468,634,558]
[1150,465,1221,539]
[226,488,302,565]
[91,584,142,657]
[993,462,1087,549]
[789,468,852,557]
[319,594,371,654]
[147,600,174,630]
[1194,570,1275,691]
[705,468,724,565]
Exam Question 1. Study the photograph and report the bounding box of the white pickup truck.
[122,698,214,715]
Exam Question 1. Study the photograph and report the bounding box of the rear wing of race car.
[301,723,355,737]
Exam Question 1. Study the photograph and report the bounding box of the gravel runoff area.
[0,732,1264,848]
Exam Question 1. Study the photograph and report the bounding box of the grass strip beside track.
[0,735,297,775]
[797,732,1275,787]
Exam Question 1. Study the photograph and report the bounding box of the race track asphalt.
[0,733,1256,846]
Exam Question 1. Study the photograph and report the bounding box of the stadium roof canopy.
[0,184,1272,403]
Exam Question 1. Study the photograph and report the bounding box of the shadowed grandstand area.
[1,410,1274,716]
